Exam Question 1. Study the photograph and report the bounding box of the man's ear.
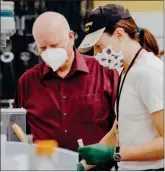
[113,28,125,40]
[69,30,75,46]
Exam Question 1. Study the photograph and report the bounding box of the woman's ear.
[113,28,125,40]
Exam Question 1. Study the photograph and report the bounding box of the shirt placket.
[59,80,68,134]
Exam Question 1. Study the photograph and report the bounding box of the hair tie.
[137,27,141,34]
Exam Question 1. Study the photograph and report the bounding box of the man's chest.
[23,75,109,123]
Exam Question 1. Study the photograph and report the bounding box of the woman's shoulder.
[138,52,163,69]
[133,52,163,77]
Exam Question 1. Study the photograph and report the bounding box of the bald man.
[14,12,119,169]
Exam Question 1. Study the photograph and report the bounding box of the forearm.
[121,137,164,161]
[99,125,117,146]
[80,121,117,170]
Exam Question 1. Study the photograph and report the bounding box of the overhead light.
[74,32,79,40]
[0,51,14,63]
[28,42,39,56]
[20,52,31,61]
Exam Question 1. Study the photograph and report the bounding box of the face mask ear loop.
[64,36,68,49]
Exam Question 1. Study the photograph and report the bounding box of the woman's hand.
[78,144,115,165]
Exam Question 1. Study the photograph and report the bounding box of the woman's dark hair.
[105,18,164,58]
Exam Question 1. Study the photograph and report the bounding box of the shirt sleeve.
[13,78,31,134]
[13,79,24,108]
[138,70,163,114]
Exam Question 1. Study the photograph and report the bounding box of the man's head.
[32,12,75,71]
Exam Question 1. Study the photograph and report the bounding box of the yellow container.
[35,140,58,156]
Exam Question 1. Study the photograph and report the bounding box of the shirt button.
[62,96,67,99]
[64,130,67,133]
[63,113,67,116]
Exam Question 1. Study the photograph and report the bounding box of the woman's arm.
[78,110,164,165]
[79,120,117,170]
[100,119,117,146]
[121,109,164,161]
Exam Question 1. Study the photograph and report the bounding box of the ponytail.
[139,28,164,58]
[111,18,164,58]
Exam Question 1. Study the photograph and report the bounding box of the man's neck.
[56,51,74,78]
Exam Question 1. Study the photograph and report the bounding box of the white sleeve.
[138,70,163,114]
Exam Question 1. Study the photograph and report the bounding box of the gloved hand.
[77,163,84,171]
[78,144,115,165]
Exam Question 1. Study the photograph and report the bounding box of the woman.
[77,4,164,171]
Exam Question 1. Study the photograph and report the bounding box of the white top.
[117,52,164,170]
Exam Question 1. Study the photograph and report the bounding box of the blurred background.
[0,0,164,103]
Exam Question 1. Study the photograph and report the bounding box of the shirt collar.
[73,49,89,74]
[43,49,89,79]
[43,62,52,78]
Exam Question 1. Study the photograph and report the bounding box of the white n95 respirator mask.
[95,44,124,70]
[41,48,68,72]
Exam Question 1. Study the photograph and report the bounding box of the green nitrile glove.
[78,144,115,165]
[77,163,84,171]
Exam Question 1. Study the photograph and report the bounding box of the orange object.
[12,123,25,142]
[35,140,58,156]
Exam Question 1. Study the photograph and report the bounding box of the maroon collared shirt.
[14,49,119,151]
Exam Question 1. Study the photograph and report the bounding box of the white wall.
[131,12,163,50]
